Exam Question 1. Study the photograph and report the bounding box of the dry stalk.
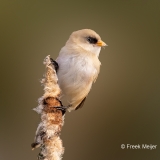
[32,55,65,160]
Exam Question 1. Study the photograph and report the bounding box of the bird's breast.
[57,53,99,90]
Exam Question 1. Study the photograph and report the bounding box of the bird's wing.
[75,97,87,110]
[75,66,99,110]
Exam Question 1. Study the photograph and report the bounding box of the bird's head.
[66,29,107,56]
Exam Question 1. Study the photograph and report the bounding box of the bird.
[55,29,107,112]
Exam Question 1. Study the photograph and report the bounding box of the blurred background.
[0,0,160,160]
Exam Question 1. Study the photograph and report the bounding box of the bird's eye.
[87,37,98,44]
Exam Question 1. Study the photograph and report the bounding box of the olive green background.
[0,1,160,160]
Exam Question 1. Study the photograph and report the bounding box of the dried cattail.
[32,55,65,160]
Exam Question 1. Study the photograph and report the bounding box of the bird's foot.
[50,58,59,72]
[55,106,67,115]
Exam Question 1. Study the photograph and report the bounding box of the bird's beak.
[96,40,107,47]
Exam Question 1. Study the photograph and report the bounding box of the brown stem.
[31,55,65,160]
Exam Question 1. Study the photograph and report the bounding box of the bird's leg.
[50,58,59,72]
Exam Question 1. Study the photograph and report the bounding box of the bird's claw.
[55,106,67,115]
[50,58,59,72]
